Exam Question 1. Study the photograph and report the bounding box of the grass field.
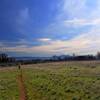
[0,61,100,100]
[0,68,19,100]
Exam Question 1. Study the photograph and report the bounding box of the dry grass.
[0,61,100,100]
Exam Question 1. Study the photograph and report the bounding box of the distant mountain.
[15,57,51,61]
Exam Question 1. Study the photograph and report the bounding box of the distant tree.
[73,53,76,57]
[0,53,8,62]
[97,52,100,59]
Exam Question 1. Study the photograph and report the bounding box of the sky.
[0,0,100,57]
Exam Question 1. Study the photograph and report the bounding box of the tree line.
[0,52,100,64]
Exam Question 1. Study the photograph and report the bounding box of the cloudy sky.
[0,0,100,57]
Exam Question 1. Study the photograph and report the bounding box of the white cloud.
[37,38,52,42]
[44,18,100,33]
[57,0,100,20]
[1,27,100,56]
[41,0,100,44]
[1,0,100,56]
[16,8,30,26]
[56,0,87,20]
[64,18,100,26]
[42,0,100,36]
[15,8,34,35]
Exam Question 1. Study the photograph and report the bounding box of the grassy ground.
[0,68,19,100]
[0,61,100,100]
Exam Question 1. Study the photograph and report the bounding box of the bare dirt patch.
[17,70,27,100]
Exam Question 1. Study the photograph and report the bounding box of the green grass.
[0,61,100,100]
[23,61,100,100]
[0,68,19,100]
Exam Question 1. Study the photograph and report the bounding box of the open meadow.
[0,61,100,100]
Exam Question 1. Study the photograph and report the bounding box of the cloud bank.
[0,0,100,56]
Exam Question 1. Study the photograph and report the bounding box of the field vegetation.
[0,68,19,100]
[0,61,100,100]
